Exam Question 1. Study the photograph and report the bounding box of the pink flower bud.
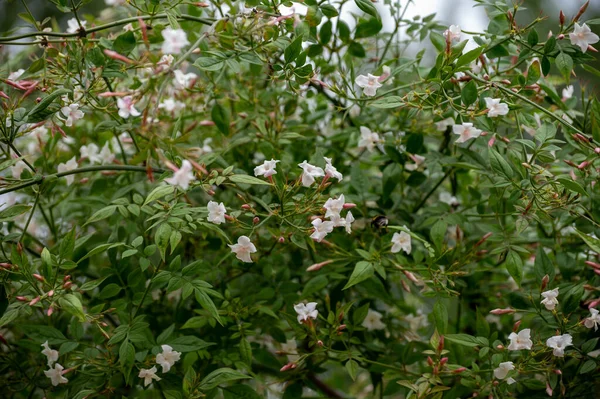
[280,362,295,372]
[306,260,333,272]
[253,216,260,225]
[453,367,467,374]
[63,275,71,282]
[427,356,434,366]
[241,204,251,210]
[343,203,356,209]
[557,34,565,40]
[513,320,522,332]
[546,382,553,397]
[438,336,445,352]
[47,307,54,316]
[578,161,589,170]
[48,290,54,297]
[440,357,448,365]
[33,274,45,282]
[554,369,562,375]
[207,189,215,196]
[63,281,72,290]
[16,296,28,302]
[317,340,324,347]
[403,270,420,283]
[224,214,234,221]
[29,296,40,306]
[433,365,438,375]
[278,236,285,243]
[200,120,215,126]
[0,262,12,269]
[559,10,565,25]
[490,308,516,315]
[488,136,496,147]
[541,274,550,291]
[103,49,135,64]
[497,344,504,350]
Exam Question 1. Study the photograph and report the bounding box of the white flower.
[453,123,482,144]
[362,309,386,331]
[569,23,599,53]
[584,308,600,331]
[59,103,84,127]
[310,218,334,242]
[343,211,355,234]
[207,201,226,225]
[493,361,515,380]
[507,377,516,385]
[161,28,190,54]
[44,363,68,386]
[106,0,126,5]
[98,143,114,165]
[139,366,161,387]
[323,194,345,219]
[123,23,134,31]
[117,96,141,119]
[80,143,100,164]
[484,98,509,117]
[156,344,181,373]
[546,334,573,357]
[228,235,257,263]
[435,117,454,132]
[443,25,461,42]
[298,161,324,187]
[440,192,459,206]
[66,18,85,34]
[324,157,343,181]
[254,159,280,178]
[165,160,196,190]
[540,288,559,311]
[294,302,318,324]
[379,65,392,83]
[8,69,24,81]
[405,154,425,171]
[507,328,533,351]
[355,74,383,97]
[358,126,381,152]
[11,160,27,179]
[159,98,185,113]
[41,341,59,367]
[281,340,299,362]
[57,157,78,185]
[562,85,574,100]
[173,70,197,89]
[391,231,411,254]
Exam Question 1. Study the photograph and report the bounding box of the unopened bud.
[80,177,89,184]
[433,365,438,375]
[241,204,251,210]
[224,214,234,221]
[16,296,28,302]
[497,344,504,350]
[493,380,500,386]
[306,260,333,272]
[403,270,419,284]
[585,261,600,269]
[33,273,45,282]
[207,189,215,196]
[574,0,590,22]
[488,136,496,147]
[440,357,448,366]
[594,148,600,154]
[557,33,565,40]
[253,216,260,225]
[47,307,54,316]
[0,262,12,269]
[278,236,285,243]
[513,320,522,332]
[546,382,553,397]
[427,356,434,366]
[338,324,347,331]
[453,367,467,374]
[343,203,357,209]
[63,275,71,282]
[522,162,532,169]
[48,290,54,297]
[559,10,565,25]
[554,369,562,375]
[490,308,516,315]
[401,279,410,292]
[280,362,296,372]
[589,45,599,53]
[63,281,72,290]
[578,161,589,170]
[541,274,550,290]
[475,232,493,247]
[438,335,445,352]
[29,296,40,306]
[317,340,324,347]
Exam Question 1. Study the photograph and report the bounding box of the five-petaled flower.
[484,98,509,117]
[139,366,161,387]
[540,288,559,311]
[391,231,412,254]
[229,235,257,263]
[254,159,280,178]
[562,85,574,101]
[493,361,515,380]
[44,363,68,386]
[207,201,227,225]
[310,218,334,242]
[324,157,343,181]
[41,341,59,367]
[294,302,318,324]
[584,308,600,331]
[546,334,572,357]
[161,28,190,54]
[323,194,345,219]
[569,23,599,53]
[355,74,383,97]
[298,161,325,187]
[362,309,386,331]
[60,103,84,127]
[453,123,482,144]
[57,157,78,186]
[358,126,381,152]
[165,160,196,190]
[117,96,141,119]
[507,328,533,351]
[156,344,181,373]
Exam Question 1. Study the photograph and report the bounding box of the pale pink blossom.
[228,236,257,263]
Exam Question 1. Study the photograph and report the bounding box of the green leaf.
[433,301,448,334]
[60,227,76,261]
[228,174,271,185]
[212,103,231,135]
[195,289,223,325]
[579,359,597,374]
[430,32,446,52]
[78,243,123,263]
[504,250,523,286]
[345,359,358,381]
[239,337,252,366]
[85,205,117,225]
[557,178,587,196]
[444,333,486,347]
[489,148,514,179]
[119,340,135,382]
[143,185,174,206]
[527,59,541,85]
[555,52,573,82]
[527,29,539,46]
[284,36,303,64]
[194,57,224,71]
[113,31,136,55]
[461,80,478,106]
[534,247,555,282]
[199,368,250,391]
[574,229,600,254]
[0,204,31,221]
[168,336,214,352]
[26,88,70,123]
[430,219,447,250]
[354,0,379,19]
[222,385,262,399]
[355,18,382,39]
[456,47,483,68]
[58,294,85,321]
[155,224,172,261]
[343,261,374,290]
[369,96,404,109]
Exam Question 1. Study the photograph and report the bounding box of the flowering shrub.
[1,0,600,397]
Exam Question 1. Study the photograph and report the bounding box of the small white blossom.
[66,18,86,34]
[358,126,381,152]
[117,96,141,119]
[453,123,482,144]
[405,154,425,171]
[281,340,299,362]
[41,341,59,367]
[228,235,257,263]
[156,344,181,373]
[207,201,226,225]
[11,160,27,179]
[443,25,461,42]
[298,161,324,187]
[106,0,126,5]
[584,308,600,331]
[294,302,318,324]
[391,231,411,254]
[540,288,559,311]
[57,157,78,185]
[324,157,343,181]
[173,70,197,89]
[80,143,100,164]
[162,28,190,54]
[546,334,572,357]
[484,98,509,117]
[310,218,334,242]
[123,23,134,31]
[343,211,355,234]
[355,74,383,97]
[507,328,533,351]
[159,98,186,113]
[507,377,516,385]
[44,363,68,386]
[323,194,345,219]
[8,69,24,81]
[435,117,454,132]
[254,159,280,178]
[165,160,196,190]
[98,143,115,165]
[362,309,386,331]
[562,85,574,101]
[493,361,515,380]
[59,103,84,127]
[139,366,161,387]
[569,23,599,53]
[440,192,459,206]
